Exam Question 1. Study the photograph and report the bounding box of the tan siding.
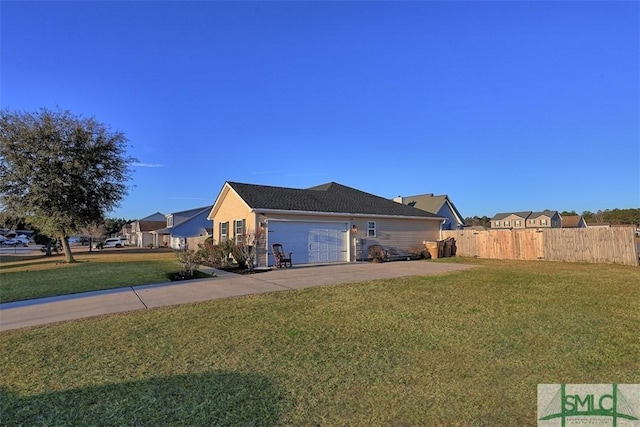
[501,214,527,228]
[212,190,255,243]
[354,218,440,258]
[262,214,440,263]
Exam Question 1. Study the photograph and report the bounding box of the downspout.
[440,219,447,240]
[264,219,269,268]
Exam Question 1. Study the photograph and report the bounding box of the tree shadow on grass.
[0,258,66,270]
[1,371,285,426]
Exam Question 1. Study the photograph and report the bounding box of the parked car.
[94,238,126,249]
[1,238,19,246]
[14,235,30,246]
[68,237,90,246]
[40,242,63,253]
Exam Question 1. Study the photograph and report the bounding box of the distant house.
[561,215,587,228]
[490,210,561,229]
[129,212,166,247]
[393,193,465,230]
[0,228,35,239]
[152,206,213,249]
[527,210,562,228]
[490,212,531,229]
[120,222,133,241]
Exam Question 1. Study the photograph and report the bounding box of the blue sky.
[2,1,638,219]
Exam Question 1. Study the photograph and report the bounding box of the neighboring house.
[120,222,133,242]
[561,215,587,228]
[491,210,561,229]
[393,193,465,230]
[490,212,531,229]
[208,181,444,267]
[527,210,562,228]
[0,229,35,239]
[152,206,213,249]
[130,212,166,247]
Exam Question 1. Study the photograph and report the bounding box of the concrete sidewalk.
[0,261,475,332]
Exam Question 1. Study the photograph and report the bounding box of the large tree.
[0,107,136,262]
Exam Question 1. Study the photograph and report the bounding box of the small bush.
[230,244,247,270]
[197,239,236,268]
[174,248,201,278]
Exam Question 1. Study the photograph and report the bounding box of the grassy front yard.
[0,249,180,303]
[1,259,638,425]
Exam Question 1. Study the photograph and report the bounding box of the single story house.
[393,193,465,230]
[207,181,444,267]
[129,212,167,247]
[152,206,213,249]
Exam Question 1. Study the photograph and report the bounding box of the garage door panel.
[269,221,348,265]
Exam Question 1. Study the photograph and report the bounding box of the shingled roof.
[561,215,584,228]
[225,181,441,218]
[529,210,558,219]
[491,211,532,221]
[398,193,464,224]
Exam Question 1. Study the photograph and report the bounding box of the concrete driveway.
[0,260,475,332]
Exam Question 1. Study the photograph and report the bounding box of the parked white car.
[95,238,126,249]
[14,235,30,246]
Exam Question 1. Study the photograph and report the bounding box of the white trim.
[444,199,465,226]
[367,220,376,237]
[233,218,245,243]
[219,221,229,242]
[208,182,253,220]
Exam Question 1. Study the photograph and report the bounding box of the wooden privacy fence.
[442,227,639,266]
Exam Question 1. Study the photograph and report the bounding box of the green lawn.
[0,249,181,303]
[1,259,638,425]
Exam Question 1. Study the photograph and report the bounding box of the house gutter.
[250,208,444,222]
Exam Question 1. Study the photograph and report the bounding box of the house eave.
[251,208,444,221]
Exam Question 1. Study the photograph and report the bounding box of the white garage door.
[268,221,349,265]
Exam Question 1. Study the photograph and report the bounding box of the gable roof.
[213,182,442,219]
[529,210,559,219]
[561,215,584,228]
[168,206,212,228]
[398,193,465,225]
[155,206,213,236]
[140,212,166,221]
[491,211,532,221]
[131,212,167,233]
